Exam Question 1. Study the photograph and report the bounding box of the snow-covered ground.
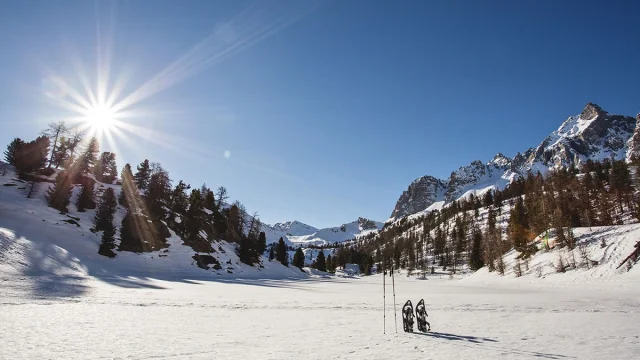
[2,169,640,359]
[1,270,639,359]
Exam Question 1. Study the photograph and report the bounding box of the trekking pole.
[392,265,398,333]
[383,266,386,334]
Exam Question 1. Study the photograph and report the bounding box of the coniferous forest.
[352,157,640,275]
[3,121,268,266]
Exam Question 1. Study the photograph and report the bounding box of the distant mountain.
[272,220,318,236]
[273,217,384,246]
[389,103,638,222]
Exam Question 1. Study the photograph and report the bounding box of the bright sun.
[85,104,116,130]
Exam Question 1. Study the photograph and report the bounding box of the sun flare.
[84,103,116,130]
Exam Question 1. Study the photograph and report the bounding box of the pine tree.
[95,188,117,232]
[469,228,484,270]
[145,163,171,218]
[75,177,96,212]
[184,189,203,240]
[94,152,117,183]
[315,250,326,272]
[4,138,24,165]
[15,136,50,177]
[225,204,243,242]
[204,189,215,210]
[170,180,191,215]
[45,172,73,212]
[98,221,117,258]
[134,159,151,190]
[292,248,305,268]
[78,137,99,174]
[275,237,288,266]
[268,246,275,261]
[257,231,267,255]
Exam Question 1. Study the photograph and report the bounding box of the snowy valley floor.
[2,272,640,360]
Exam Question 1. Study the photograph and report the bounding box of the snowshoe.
[416,299,431,332]
[402,300,414,333]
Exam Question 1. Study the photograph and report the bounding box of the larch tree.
[42,120,68,168]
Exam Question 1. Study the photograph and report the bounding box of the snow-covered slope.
[287,217,384,246]
[467,224,640,284]
[390,103,638,222]
[0,165,305,279]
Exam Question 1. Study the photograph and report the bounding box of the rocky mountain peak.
[580,102,606,120]
[488,153,511,168]
[390,175,447,220]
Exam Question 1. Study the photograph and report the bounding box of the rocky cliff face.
[626,113,640,162]
[389,103,638,222]
[390,176,447,220]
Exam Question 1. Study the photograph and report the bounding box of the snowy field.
[2,272,640,360]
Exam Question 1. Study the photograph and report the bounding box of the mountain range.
[389,103,639,222]
[268,218,384,246]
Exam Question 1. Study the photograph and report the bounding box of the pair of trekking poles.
[382,266,430,334]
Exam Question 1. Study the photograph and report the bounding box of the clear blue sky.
[1,0,639,228]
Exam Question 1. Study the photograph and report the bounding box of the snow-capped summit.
[488,153,511,168]
[523,102,635,171]
[389,103,639,222]
[271,220,318,236]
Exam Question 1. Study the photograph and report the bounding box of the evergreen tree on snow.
[95,188,117,232]
[145,163,171,218]
[45,172,73,212]
[134,159,151,190]
[4,138,24,165]
[94,152,118,183]
[292,248,305,268]
[14,136,50,177]
[315,250,326,272]
[257,231,267,255]
[98,219,117,258]
[78,137,99,175]
[268,246,275,261]
[169,180,190,215]
[275,237,288,266]
[184,189,203,240]
[76,177,96,212]
[469,228,484,270]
